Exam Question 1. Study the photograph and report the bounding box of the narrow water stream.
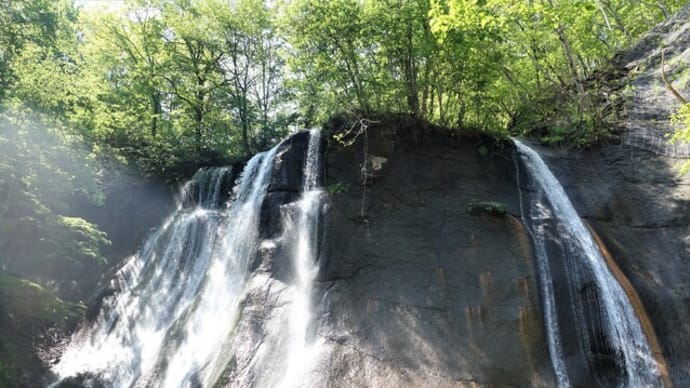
[513,139,664,387]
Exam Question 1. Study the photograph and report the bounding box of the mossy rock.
[466,201,508,217]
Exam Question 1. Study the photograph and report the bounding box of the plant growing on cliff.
[663,48,690,174]
[326,182,349,195]
[466,200,508,217]
[670,103,690,174]
[330,116,380,219]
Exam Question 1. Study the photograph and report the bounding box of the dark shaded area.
[181,165,242,210]
[50,372,107,388]
[63,174,176,299]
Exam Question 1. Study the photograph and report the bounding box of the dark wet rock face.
[50,373,107,388]
[181,166,241,210]
[268,130,322,194]
[514,144,637,388]
[43,118,690,387]
[260,130,315,240]
[315,124,555,387]
[531,143,690,387]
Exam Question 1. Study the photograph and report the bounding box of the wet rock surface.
[533,143,690,386]
[315,123,555,387]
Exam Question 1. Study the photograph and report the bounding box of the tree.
[216,0,287,154]
[283,0,376,123]
[0,104,109,283]
[0,0,76,101]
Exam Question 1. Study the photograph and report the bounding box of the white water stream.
[514,139,662,387]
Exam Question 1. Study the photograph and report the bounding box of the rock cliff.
[315,120,555,386]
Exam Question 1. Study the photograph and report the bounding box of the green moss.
[326,181,349,195]
[466,201,508,217]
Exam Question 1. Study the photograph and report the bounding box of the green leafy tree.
[215,0,289,154]
[0,0,78,101]
[283,0,376,123]
[0,105,109,283]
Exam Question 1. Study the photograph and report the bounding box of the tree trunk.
[195,106,203,152]
[555,25,585,97]
[405,15,419,117]
[437,86,445,125]
[421,64,432,118]
[241,120,251,156]
[150,92,161,138]
[601,0,629,37]
[0,179,10,222]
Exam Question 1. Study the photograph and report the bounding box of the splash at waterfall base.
[44,118,690,387]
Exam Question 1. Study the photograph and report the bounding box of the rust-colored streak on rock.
[518,277,530,301]
[436,267,446,289]
[507,215,533,260]
[518,306,537,376]
[586,222,673,388]
[479,272,492,304]
[465,306,475,340]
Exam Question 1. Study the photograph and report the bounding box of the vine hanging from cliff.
[332,117,380,219]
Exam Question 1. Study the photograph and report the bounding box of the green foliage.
[0,105,110,280]
[0,274,86,323]
[0,273,86,386]
[3,0,681,178]
[670,103,690,174]
[54,216,111,265]
[326,182,349,195]
[466,200,508,217]
[279,0,686,141]
[511,82,618,148]
[429,0,685,144]
[0,0,78,99]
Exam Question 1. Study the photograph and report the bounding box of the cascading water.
[249,129,325,388]
[272,130,324,387]
[50,130,324,388]
[513,139,663,387]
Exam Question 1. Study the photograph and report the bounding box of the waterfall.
[513,139,663,387]
[50,130,324,388]
[269,129,324,388]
